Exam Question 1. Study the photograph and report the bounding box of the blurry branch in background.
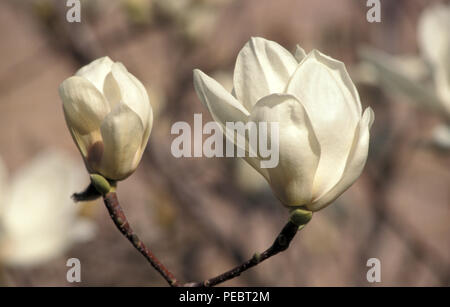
[363,121,450,283]
[35,0,104,64]
[352,82,450,283]
[0,264,7,286]
[0,0,104,100]
[355,3,450,282]
[146,145,262,285]
[358,47,446,118]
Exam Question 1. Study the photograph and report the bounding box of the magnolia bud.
[59,57,153,181]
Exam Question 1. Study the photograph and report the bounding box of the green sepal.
[289,208,313,227]
[90,174,112,196]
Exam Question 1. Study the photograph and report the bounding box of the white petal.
[99,105,144,180]
[0,150,91,267]
[127,72,154,149]
[139,104,153,155]
[431,124,450,150]
[194,70,269,179]
[242,156,270,182]
[107,63,151,126]
[418,4,450,68]
[294,45,307,62]
[0,156,7,216]
[309,107,374,211]
[194,69,250,137]
[435,65,450,116]
[285,50,361,198]
[249,94,320,206]
[103,72,122,109]
[233,37,298,111]
[75,56,114,93]
[59,76,110,135]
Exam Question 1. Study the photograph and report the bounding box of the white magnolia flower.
[418,3,450,115]
[193,37,374,211]
[358,3,450,120]
[59,56,153,181]
[0,151,95,267]
[431,124,450,151]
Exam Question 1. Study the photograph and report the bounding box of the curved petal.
[435,66,450,115]
[139,104,153,156]
[309,107,374,211]
[75,56,114,93]
[103,72,122,110]
[59,76,110,135]
[233,37,298,111]
[249,94,320,206]
[127,72,154,148]
[105,63,151,126]
[194,69,250,141]
[285,50,361,198]
[294,45,307,63]
[98,104,144,180]
[242,156,270,182]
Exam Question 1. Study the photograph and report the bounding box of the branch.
[185,210,312,287]
[102,191,179,287]
[77,175,311,287]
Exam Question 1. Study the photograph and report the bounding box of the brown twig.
[75,181,306,287]
[103,192,179,287]
[185,220,300,287]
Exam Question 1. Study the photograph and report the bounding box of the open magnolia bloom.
[59,57,153,181]
[0,151,95,267]
[194,37,374,211]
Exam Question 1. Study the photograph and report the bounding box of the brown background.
[0,0,448,286]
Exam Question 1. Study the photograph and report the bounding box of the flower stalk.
[73,175,179,287]
[185,208,312,287]
[74,175,312,287]
[102,191,179,286]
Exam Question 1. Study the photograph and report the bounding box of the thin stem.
[103,192,179,287]
[185,220,300,287]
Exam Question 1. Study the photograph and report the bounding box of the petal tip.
[193,68,204,78]
[363,107,375,128]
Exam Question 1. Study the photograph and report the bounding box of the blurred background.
[0,0,449,286]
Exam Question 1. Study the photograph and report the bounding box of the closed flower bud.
[193,37,374,211]
[59,57,153,180]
